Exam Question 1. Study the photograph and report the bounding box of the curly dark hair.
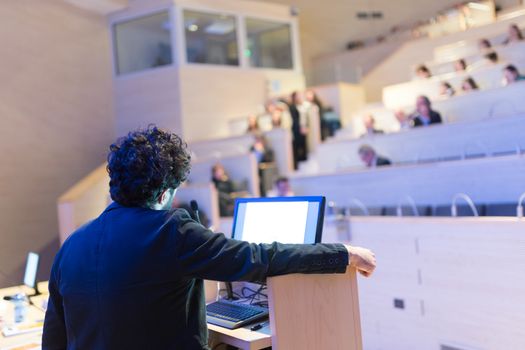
[107,126,191,207]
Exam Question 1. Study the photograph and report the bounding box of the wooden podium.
[267,268,363,350]
[208,268,362,349]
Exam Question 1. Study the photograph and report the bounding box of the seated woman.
[461,77,479,92]
[503,24,523,45]
[454,59,467,73]
[478,38,492,51]
[439,82,456,98]
[246,114,261,135]
[503,64,525,85]
[415,64,432,79]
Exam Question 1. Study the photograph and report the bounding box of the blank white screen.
[241,201,308,244]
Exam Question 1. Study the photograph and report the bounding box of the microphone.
[190,200,201,224]
[190,199,236,300]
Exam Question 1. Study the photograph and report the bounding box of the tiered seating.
[314,112,525,172]
[290,154,525,213]
[383,62,525,110]
[423,41,525,76]
[189,128,293,175]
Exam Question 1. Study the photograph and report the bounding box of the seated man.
[503,64,525,85]
[362,114,384,136]
[394,109,414,129]
[211,163,236,216]
[250,135,274,164]
[358,144,391,168]
[266,176,295,197]
[42,126,376,350]
[411,95,443,127]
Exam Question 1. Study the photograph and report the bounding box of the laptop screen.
[231,196,325,244]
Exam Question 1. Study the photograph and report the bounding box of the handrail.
[517,192,525,218]
[348,198,369,216]
[451,193,479,217]
[415,144,440,163]
[462,141,490,160]
[488,100,517,118]
[396,195,419,217]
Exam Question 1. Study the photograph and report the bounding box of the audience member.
[358,145,391,168]
[461,77,479,92]
[271,110,282,128]
[211,163,235,216]
[478,38,492,51]
[415,65,432,79]
[395,109,412,129]
[439,82,456,98]
[412,95,443,127]
[503,64,525,85]
[246,114,260,134]
[504,24,523,45]
[362,114,384,136]
[484,51,499,64]
[470,51,500,71]
[288,91,309,169]
[454,59,467,72]
[305,89,328,141]
[266,177,295,197]
[250,134,274,164]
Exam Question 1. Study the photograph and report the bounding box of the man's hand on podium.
[345,245,376,277]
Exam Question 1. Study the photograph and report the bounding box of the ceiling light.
[188,24,199,32]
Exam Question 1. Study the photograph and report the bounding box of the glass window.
[246,18,293,69]
[184,10,239,66]
[113,11,173,75]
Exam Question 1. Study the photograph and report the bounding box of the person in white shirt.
[266,177,295,197]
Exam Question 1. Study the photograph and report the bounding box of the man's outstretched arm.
[174,210,376,282]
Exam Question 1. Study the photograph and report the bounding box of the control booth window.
[113,11,173,75]
[246,18,293,70]
[184,10,239,66]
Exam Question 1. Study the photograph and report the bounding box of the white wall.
[322,217,525,350]
[0,1,114,287]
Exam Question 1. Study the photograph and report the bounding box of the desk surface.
[0,284,47,350]
[208,322,271,350]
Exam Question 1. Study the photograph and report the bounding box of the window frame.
[111,8,175,77]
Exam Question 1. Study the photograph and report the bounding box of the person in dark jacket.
[412,95,443,127]
[42,126,376,350]
[288,91,308,169]
[358,144,392,168]
[211,163,236,217]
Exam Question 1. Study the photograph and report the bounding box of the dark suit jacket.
[376,156,392,167]
[43,202,348,350]
[412,110,443,127]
